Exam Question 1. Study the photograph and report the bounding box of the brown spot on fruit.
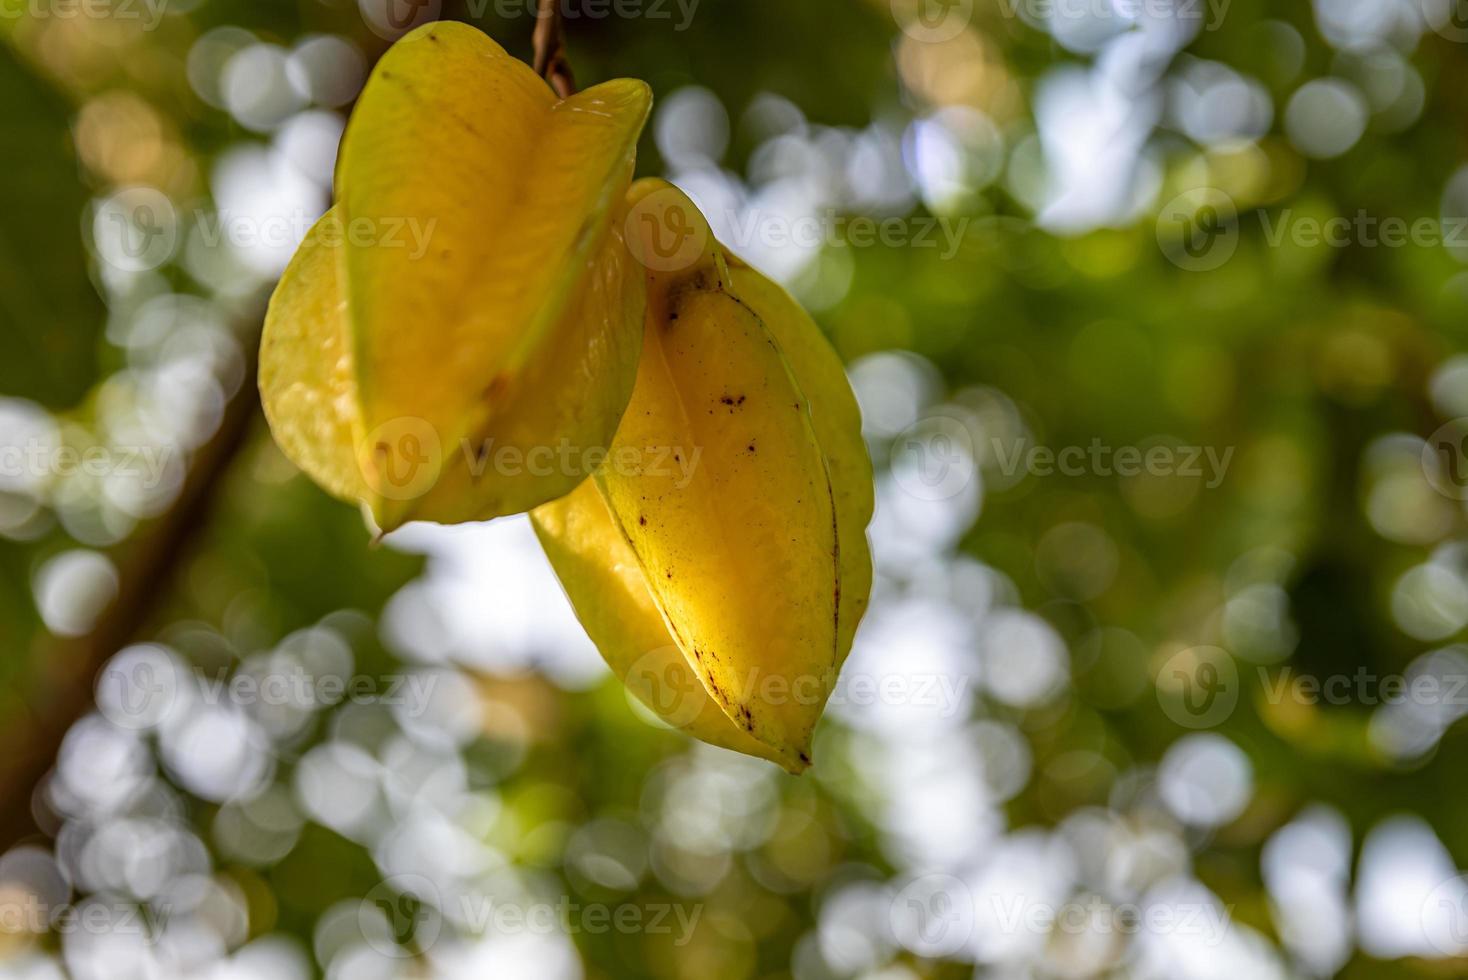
[482,373,510,403]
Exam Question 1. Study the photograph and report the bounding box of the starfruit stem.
[532,0,577,98]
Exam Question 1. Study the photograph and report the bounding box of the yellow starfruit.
[259,21,652,531]
[533,180,874,772]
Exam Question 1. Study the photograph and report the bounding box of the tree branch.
[532,0,577,98]
[0,338,261,851]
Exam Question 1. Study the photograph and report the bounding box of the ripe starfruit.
[532,181,874,772]
[259,21,652,532]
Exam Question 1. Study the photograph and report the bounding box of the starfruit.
[259,21,652,532]
[532,180,874,772]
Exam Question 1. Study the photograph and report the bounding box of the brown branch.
[0,336,261,851]
[532,0,577,98]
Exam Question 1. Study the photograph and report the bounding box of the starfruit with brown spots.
[533,180,874,772]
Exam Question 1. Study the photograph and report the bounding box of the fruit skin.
[533,479,790,768]
[723,253,875,668]
[260,21,652,532]
[533,180,874,772]
[259,210,362,508]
